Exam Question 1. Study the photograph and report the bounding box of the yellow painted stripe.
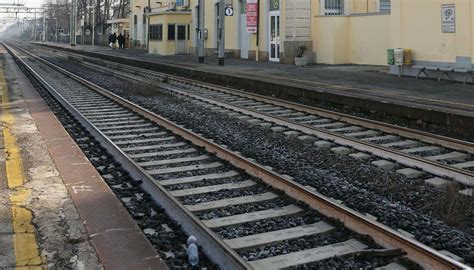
[1,67,45,269]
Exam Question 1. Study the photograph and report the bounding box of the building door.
[240,1,250,59]
[269,13,280,62]
[176,25,187,54]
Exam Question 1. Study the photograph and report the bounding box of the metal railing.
[324,0,343,15]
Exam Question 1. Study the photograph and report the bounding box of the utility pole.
[71,0,76,46]
[217,0,225,66]
[92,2,95,46]
[54,17,58,42]
[69,11,72,44]
[42,11,46,42]
[145,0,151,50]
[33,9,36,40]
[197,0,205,63]
[81,15,84,45]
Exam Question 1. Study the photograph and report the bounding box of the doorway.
[269,12,280,62]
[176,24,186,54]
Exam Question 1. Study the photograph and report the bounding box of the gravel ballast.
[37,53,474,265]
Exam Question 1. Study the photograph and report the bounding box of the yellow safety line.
[1,66,45,269]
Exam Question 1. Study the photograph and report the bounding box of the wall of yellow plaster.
[189,0,244,52]
[472,1,474,64]
[391,0,472,64]
[313,16,350,64]
[350,14,390,65]
[313,14,389,65]
[351,0,379,14]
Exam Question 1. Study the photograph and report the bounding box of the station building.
[188,0,392,64]
[189,0,313,63]
[131,0,474,80]
[129,0,192,55]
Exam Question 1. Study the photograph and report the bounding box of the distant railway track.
[27,42,474,189]
[5,42,471,269]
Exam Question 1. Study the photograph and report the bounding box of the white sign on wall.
[225,5,234,16]
[441,4,455,33]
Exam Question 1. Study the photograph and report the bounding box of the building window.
[149,24,163,41]
[168,24,176,40]
[325,0,343,15]
[380,0,391,13]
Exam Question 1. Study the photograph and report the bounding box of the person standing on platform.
[109,33,117,49]
[118,33,125,49]
[108,33,113,48]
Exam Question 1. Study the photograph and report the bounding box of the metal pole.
[82,16,84,45]
[73,0,77,46]
[69,12,72,44]
[145,0,150,50]
[42,11,46,42]
[218,0,225,66]
[55,18,58,42]
[92,3,95,46]
[197,0,205,63]
[33,9,36,40]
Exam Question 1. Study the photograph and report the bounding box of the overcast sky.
[0,0,44,31]
[0,0,43,25]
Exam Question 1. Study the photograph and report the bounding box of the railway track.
[5,43,471,269]
[27,42,474,191]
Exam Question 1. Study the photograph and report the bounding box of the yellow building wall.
[351,0,379,14]
[313,14,389,65]
[189,0,243,53]
[349,14,390,65]
[472,1,474,64]
[313,16,350,64]
[148,13,192,55]
[391,0,473,65]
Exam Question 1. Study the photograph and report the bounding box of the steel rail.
[72,56,474,186]
[45,49,474,185]
[63,48,474,154]
[7,42,472,270]
[159,85,474,186]
[4,43,252,270]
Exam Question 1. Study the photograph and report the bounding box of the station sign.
[225,5,233,16]
[246,0,258,33]
[441,4,455,33]
[270,0,279,11]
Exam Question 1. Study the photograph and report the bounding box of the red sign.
[246,0,258,33]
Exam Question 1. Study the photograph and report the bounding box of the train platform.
[39,42,474,113]
[35,42,474,137]
[0,46,166,269]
